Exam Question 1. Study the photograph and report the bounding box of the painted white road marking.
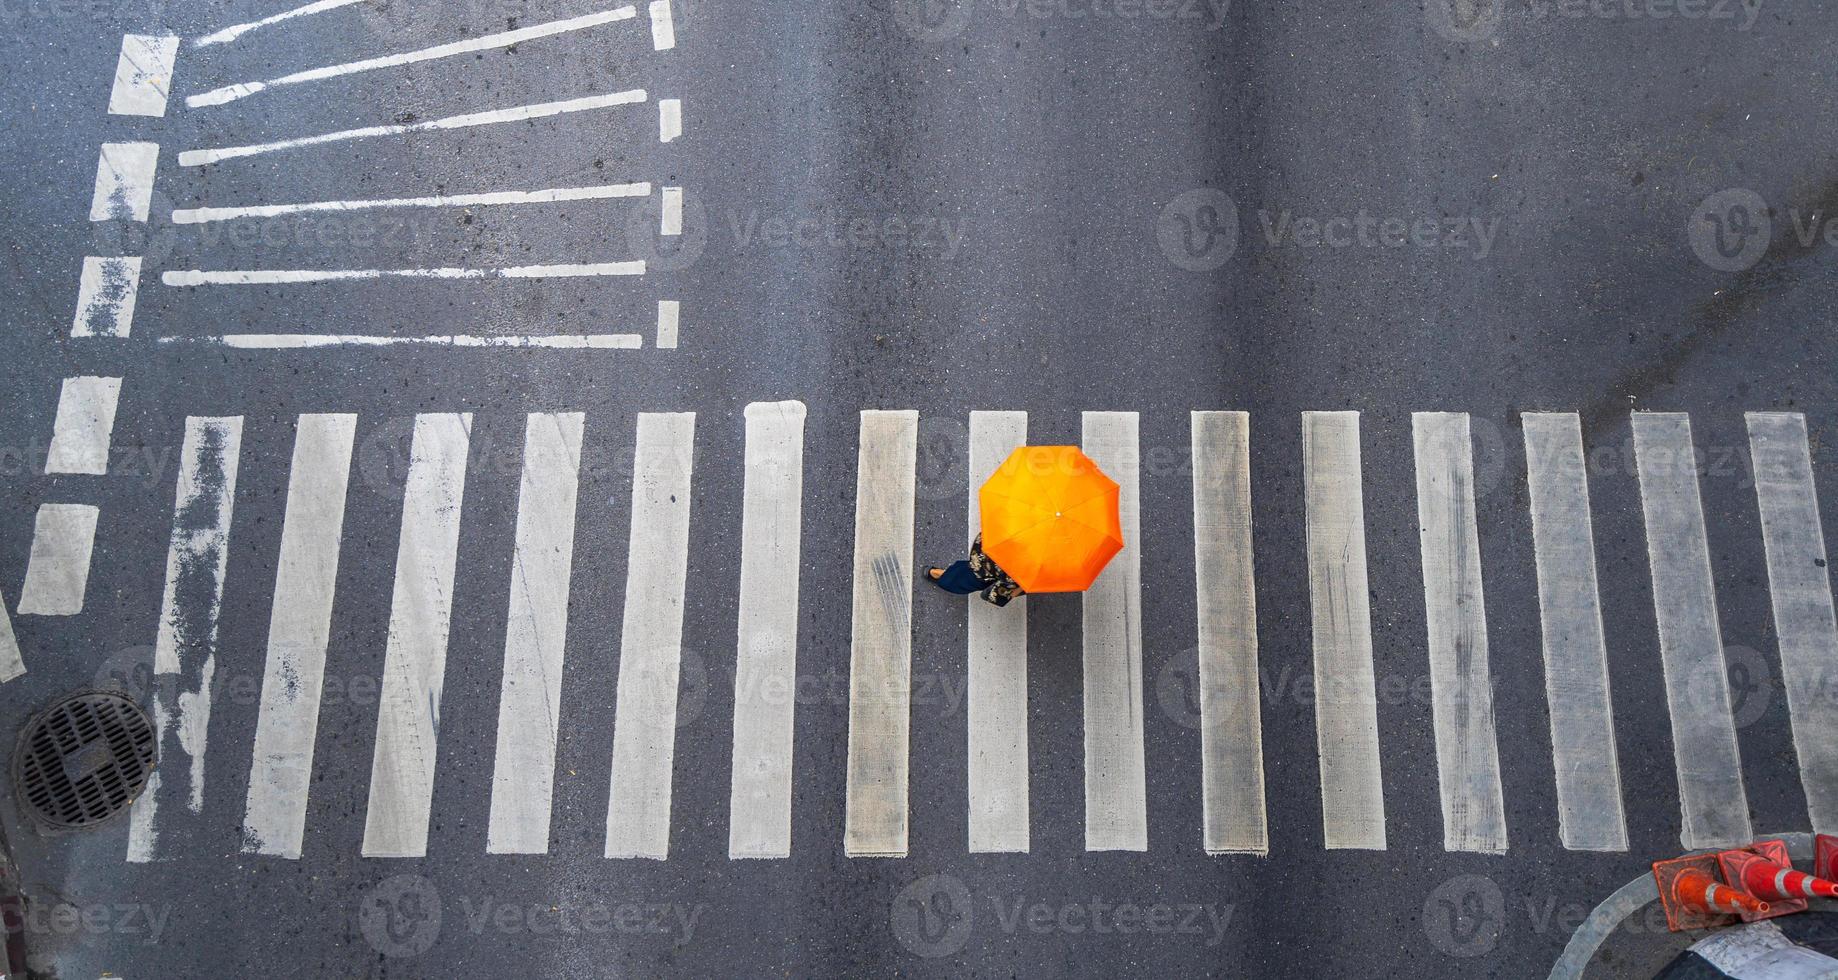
[605,413,697,859]
[649,0,676,49]
[1412,413,1508,854]
[45,376,122,476]
[242,414,358,859]
[1631,412,1753,849]
[0,591,21,683]
[172,183,652,224]
[179,89,648,166]
[72,257,141,337]
[195,0,367,47]
[655,301,680,349]
[1082,411,1147,852]
[728,401,807,859]
[129,416,244,863]
[660,187,683,236]
[16,505,100,617]
[163,262,645,286]
[1746,412,1838,835]
[89,142,159,222]
[1191,411,1268,856]
[968,411,1029,854]
[361,414,472,858]
[659,98,682,142]
[188,6,640,107]
[488,414,586,855]
[844,410,918,858]
[108,34,179,116]
[1522,412,1628,852]
[162,334,644,350]
[1302,411,1387,850]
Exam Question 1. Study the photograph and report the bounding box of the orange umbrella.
[979,446,1124,594]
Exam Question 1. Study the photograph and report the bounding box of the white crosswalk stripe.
[1301,411,1388,851]
[243,414,358,859]
[1190,411,1267,856]
[1631,412,1753,850]
[1081,411,1149,852]
[129,416,244,863]
[1522,412,1628,852]
[728,401,808,859]
[1745,412,1838,835]
[1412,412,1508,854]
[487,413,586,855]
[843,410,918,858]
[967,411,1030,854]
[362,413,472,858]
[604,412,697,860]
[104,405,1838,862]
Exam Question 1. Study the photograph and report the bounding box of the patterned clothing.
[967,533,1025,607]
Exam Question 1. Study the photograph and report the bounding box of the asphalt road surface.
[2,0,1835,976]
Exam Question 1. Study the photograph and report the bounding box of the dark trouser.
[929,560,986,595]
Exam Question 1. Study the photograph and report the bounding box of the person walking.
[926,533,1025,607]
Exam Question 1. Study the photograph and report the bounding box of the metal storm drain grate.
[11,691,156,831]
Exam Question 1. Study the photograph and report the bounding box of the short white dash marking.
[45,376,122,475]
[1746,412,1838,835]
[843,410,918,858]
[728,401,807,859]
[72,257,141,337]
[195,0,366,47]
[658,98,682,142]
[361,414,472,858]
[1082,411,1147,852]
[172,183,652,224]
[1191,411,1268,856]
[0,590,21,683]
[129,416,243,862]
[109,35,179,116]
[242,414,357,859]
[487,413,586,856]
[660,187,683,237]
[188,6,640,107]
[17,504,100,616]
[1412,413,1508,854]
[1302,411,1387,850]
[1632,412,1752,850]
[89,142,159,222]
[649,0,676,49]
[161,334,643,350]
[605,413,697,860]
[968,411,1029,854]
[163,262,644,286]
[179,89,648,166]
[1523,412,1628,852]
[655,301,679,349]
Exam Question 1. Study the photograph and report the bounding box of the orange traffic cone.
[1672,867,1768,916]
[1654,854,1770,932]
[1722,848,1838,902]
[1818,834,1838,882]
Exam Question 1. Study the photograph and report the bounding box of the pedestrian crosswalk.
[110,404,1838,863]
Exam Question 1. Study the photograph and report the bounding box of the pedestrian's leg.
[926,560,984,595]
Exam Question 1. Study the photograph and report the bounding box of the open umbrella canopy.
[979,445,1124,594]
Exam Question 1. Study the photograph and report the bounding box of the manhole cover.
[11,691,156,831]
